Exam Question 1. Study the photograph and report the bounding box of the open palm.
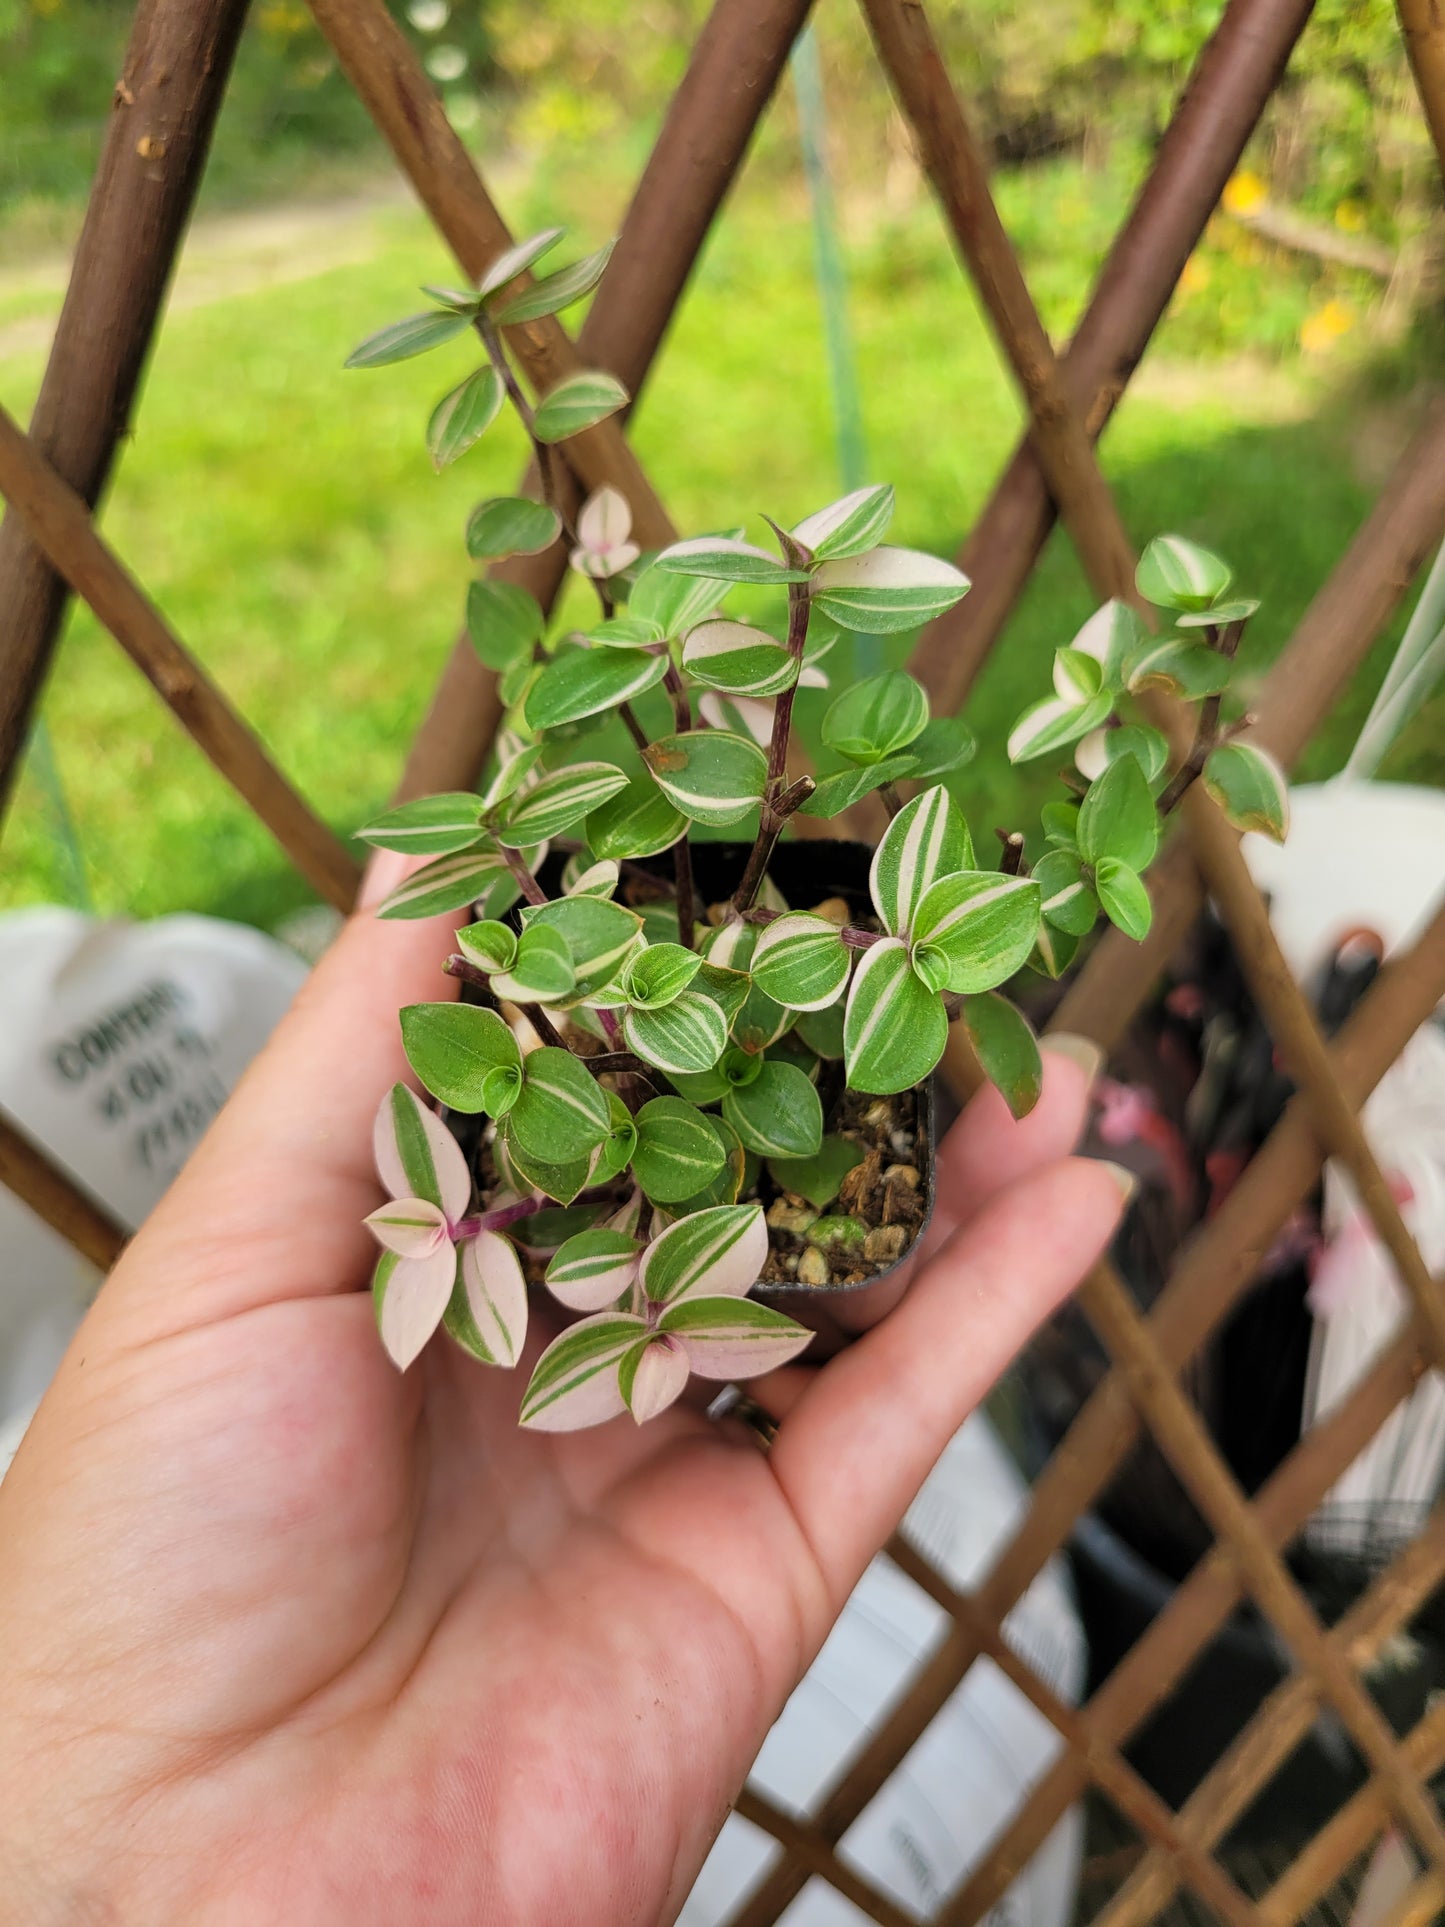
[0,896,1120,1927]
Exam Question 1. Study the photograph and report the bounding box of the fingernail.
[1044,1032,1105,1088]
[1098,1159,1139,1206]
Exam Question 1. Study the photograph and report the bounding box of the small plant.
[349,229,1289,1430]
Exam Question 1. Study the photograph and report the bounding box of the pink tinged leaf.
[456,1230,530,1367]
[364,1197,450,1260]
[698,691,775,746]
[621,1336,691,1423]
[372,1083,471,1222]
[519,1312,647,1431]
[577,484,633,552]
[376,1241,459,1369]
[638,1201,770,1305]
[658,1295,814,1380]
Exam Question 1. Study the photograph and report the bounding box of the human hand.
[0,884,1123,1927]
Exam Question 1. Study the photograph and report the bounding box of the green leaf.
[911,871,1042,993]
[509,1047,611,1163]
[492,241,614,324]
[1099,723,1171,786]
[421,283,480,313]
[1136,534,1231,612]
[963,992,1043,1120]
[750,913,850,1011]
[681,620,798,697]
[492,924,577,1003]
[455,919,517,971]
[627,554,726,637]
[427,365,505,468]
[1008,691,1113,763]
[631,1096,729,1203]
[400,1002,522,1112]
[811,545,970,634]
[585,774,688,861]
[718,1059,821,1158]
[843,937,948,1095]
[465,495,562,561]
[1176,597,1260,629]
[623,941,702,1009]
[623,990,728,1075]
[666,1114,747,1211]
[1072,599,1148,687]
[792,483,895,561]
[796,1000,846,1059]
[821,669,929,765]
[478,741,545,813]
[869,782,974,938]
[797,753,918,818]
[357,792,486,857]
[377,848,518,920]
[1032,919,1081,980]
[1053,646,1104,705]
[532,370,629,444]
[653,536,809,586]
[638,1202,768,1305]
[523,894,642,998]
[1077,755,1159,872]
[1094,856,1153,939]
[544,1225,640,1313]
[1202,741,1290,842]
[898,717,976,780]
[466,579,545,670]
[1125,639,1232,700]
[1041,801,1081,848]
[497,761,629,845]
[591,1092,640,1188]
[643,730,768,827]
[478,226,567,299]
[768,1134,863,1211]
[345,308,470,368]
[498,1129,597,1207]
[1032,850,1098,935]
[526,644,668,729]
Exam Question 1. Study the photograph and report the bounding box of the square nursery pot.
[540,836,938,1352]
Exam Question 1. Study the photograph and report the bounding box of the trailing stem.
[730,565,813,916]
[1157,616,1248,815]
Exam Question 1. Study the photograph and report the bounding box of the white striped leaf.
[562,855,620,898]
[519,1312,647,1431]
[620,1337,692,1422]
[590,1092,639,1188]
[525,644,668,729]
[523,894,642,997]
[1079,723,1170,786]
[728,980,791,1052]
[623,941,702,1009]
[623,990,728,1075]
[1094,857,1153,939]
[373,1082,470,1221]
[721,1059,823,1158]
[509,1047,611,1162]
[699,919,757,971]
[1033,919,1081,980]
[377,849,518,920]
[497,761,629,844]
[478,741,544,811]
[638,1202,768,1305]
[358,792,486,857]
[962,991,1043,1121]
[570,485,640,579]
[364,1197,449,1261]
[1203,741,1290,843]
[400,1002,522,1112]
[493,240,614,324]
[499,1128,598,1207]
[655,1296,812,1379]
[1136,534,1231,612]
[1077,755,1159,871]
[691,960,752,1033]
[1032,850,1098,936]
[346,308,470,368]
[664,1114,747,1212]
[444,1231,528,1367]
[582,614,662,648]
[1176,597,1259,628]
[750,913,850,1011]
[1007,691,1113,764]
[465,495,562,561]
[627,553,728,637]
[491,924,577,1003]
[455,919,516,972]
[631,1096,728,1204]
[911,870,1041,993]
[428,366,506,469]
[869,783,974,938]
[478,226,566,298]
[585,774,688,861]
[1072,599,1147,685]
[810,546,970,635]
[532,370,628,444]
[653,536,808,586]
[900,716,977,780]
[791,483,895,561]
[466,578,545,669]
[843,937,948,1095]
[545,1227,643,1313]
[373,1244,457,1370]
[1125,639,1231,700]
[682,620,798,696]
[798,752,917,818]
[1053,646,1104,705]
[642,730,768,826]
[821,669,929,764]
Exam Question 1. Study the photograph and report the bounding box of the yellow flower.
[1222,171,1267,217]
[1299,300,1355,354]
[1335,199,1366,233]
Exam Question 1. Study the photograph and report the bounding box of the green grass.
[1,149,1438,930]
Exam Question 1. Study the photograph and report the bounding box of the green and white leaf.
[1032,850,1098,936]
[1125,638,1232,700]
[623,941,702,1010]
[357,791,486,857]
[631,1096,729,1204]
[750,913,850,1011]
[509,1046,611,1163]
[525,643,668,729]
[1007,691,1113,763]
[444,1231,528,1367]
[544,1226,642,1314]
[1072,599,1148,686]
[1203,741,1290,842]
[400,1002,522,1112]
[373,1082,469,1218]
[792,483,895,562]
[843,937,948,1096]
[638,1202,769,1305]
[492,240,614,324]
[478,740,544,812]
[810,546,970,634]
[821,669,929,765]
[623,990,728,1076]
[345,308,470,368]
[911,870,1042,993]
[653,536,809,586]
[869,783,974,938]
[497,761,629,844]
[584,774,688,861]
[682,620,798,696]
[962,992,1043,1121]
[643,730,767,827]
[898,716,977,780]
[1077,753,1159,871]
[465,495,562,561]
[491,924,577,1004]
[478,226,566,299]
[1094,856,1153,939]
[665,1114,747,1212]
[627,553,728,637]
[1053,646,1104,705]
[562,855,620,899]
[721,1058,823,1158]
[376,847,519,921]
[655,1295,812,1379]
[427,366,505,468]
[797,752,918,818]
[523,893,642,999]
[466,579,545,670]
[1136,533,1231,612]
[532,370,629,444]
[1084,722,1171,787]
[455,918,517,972]
[1032,918,1081,980]
[519,1311,645,1431]
[1176,597,1259,629]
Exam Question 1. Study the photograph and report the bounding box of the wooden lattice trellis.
[1,0,1443,1920]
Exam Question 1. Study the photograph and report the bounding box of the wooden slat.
[1399,0,1445,180]
[0,1109,127,1272]
[0,0,251,816]
[0,405,360,912]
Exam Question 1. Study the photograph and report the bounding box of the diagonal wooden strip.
[0,404,360,912]
[903,0,1317,712]
[731,1786,916,1927]
[0,1108,127,1273]
[0,0,251,819]
[396,0,815,801]
[1398,0,1445,181]
[1375,1873,1445,1927]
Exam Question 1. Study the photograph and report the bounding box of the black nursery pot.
[641,837,937,1347]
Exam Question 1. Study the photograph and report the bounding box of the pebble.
[797,1246,831,1286]
[882,1163,919,1191]
[864,1223,909,1265]
[767,1198,819,1236]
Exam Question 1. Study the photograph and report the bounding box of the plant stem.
[673,834,696,949]
[743,904,881,949]
[620,701,650,753]
[444,954,498,996]
[502,843,548,906]
[878,782,904,820]
[523,1003,566,1049]
[731,567,812,915]
[1157,617,1248,815]
[996,829,1027,875]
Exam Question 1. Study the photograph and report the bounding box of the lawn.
[0,143,1436,931]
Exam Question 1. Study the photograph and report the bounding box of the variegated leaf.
[477,226,566,299]
[623,989,728,1075]
[491,924,577,1004]
[638,1202,769,1305]
[377,848,518,921]
[631,1096,728,1203]
[1203,741,1290,842]
[509,1047,611,1163]
[1094,857,1153,939]
[810,545,970,635]
[622,941,702,1010]
[346,308,470,369]
[619,1337,692,1422]
[465,495,562,561]
[545,1227,643,1313]
[843,937,948,1096]
[868,783,974,938]
[627,552,727,637]
[584,774,688,861]
[519,1313,647,1431]
[821,669,929,765]
[1135,533,1231,612]
[478,741,544,811]
[523,893,643,998]
[455,919,517,973]
[357,792,486,857]
[1125,639,1231,701]
[497,761,629,845]
[1006,691,1113,764]
[525,645,668,730]
[1032,850,1098,936]
[791,483,895,561]
[493,240,615,325]
[642,730,768,827]
[373,1244,457,1371]
[750,913,850,1011]
[532,370,629,444]
[562,855,620,898]
[721,1059,823,1158]
[364,1196,449,1260]
[373,1082,470,1221]
[400,1002,522,1112]
[1053,646,1104,705]
[652,536,808,586]
[444,1231,528,1367]
[1072,598,1147,685]
[682,620,798,697]
[656,1296,812,1379]
[911,870,1041,994]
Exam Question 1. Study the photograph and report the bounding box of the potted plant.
[346,227,1287,1432]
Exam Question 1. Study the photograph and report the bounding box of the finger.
[767,1156,1128,1608]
